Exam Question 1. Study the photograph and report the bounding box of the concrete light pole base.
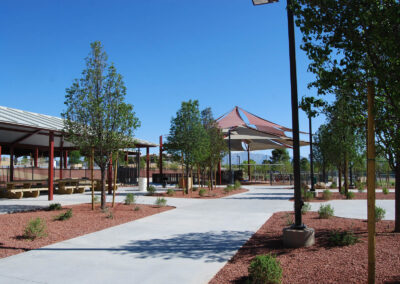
[283,226,315,248]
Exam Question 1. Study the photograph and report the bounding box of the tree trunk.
[322,161,326,183]
[338,166,342,193]
[344,155,349,194]
[395,163,400,232]
[185,164,189,195]
[100,167,106,209]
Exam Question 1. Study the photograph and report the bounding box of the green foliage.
[356,181,365,193]
[134,206,140,211]
[199,188,207,197]
[330,182,337,189]
[62,41,140,209]
[48,203,62,211]
[345,191,355,200]
[69,150,82,165]
[375,206,386,222]
[166,188,175,196]
[285,213,294,226]
[124,193,136,205]
[147,185,156,196]
[322,189,332,200]
[54,209,73,221]
[302,190,314,201]
[234,180,241,189]
[93,195,100,204]
[248,254,282,284]
[318,204,334,219]
[328,230,359,247]
[302,203,311,214]
[224,185,234,194]
[24,218,47,240]
[382,187,389,195]
[155,197,167,207]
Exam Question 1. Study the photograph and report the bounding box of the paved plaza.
[0,186,395,284]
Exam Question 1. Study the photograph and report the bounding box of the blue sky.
[0,0,327,158]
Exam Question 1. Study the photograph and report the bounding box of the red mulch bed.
[290,192,395,202]
[154,187,248,199]
[210,212,400,284]
[0,203,174,259]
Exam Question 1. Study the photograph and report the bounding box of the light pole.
[252,0,314,247]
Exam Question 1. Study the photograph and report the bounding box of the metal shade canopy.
[252,0,279,5]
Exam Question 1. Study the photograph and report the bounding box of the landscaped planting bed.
[210,211,400,284]
[297,191,395,202]
[0,202,174,259]
[154,187,248,199]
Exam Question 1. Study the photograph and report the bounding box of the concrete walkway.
[0,185,395,284]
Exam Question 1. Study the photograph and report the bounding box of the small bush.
[124,193,136,205]
[345,191,355,200]
[234,180,241,189]
[248,254,282,284]
[356,181,365,193]
[134,206,140,211]
[302,203,311,214]
[199,188,207,197]
[93,196,100,204]
[147,185,156,196]
[285,213,294,226]
[303,190,314,201]
[224,185,234,194]
[328,230,359,246]
[155,197,167,207]
[318,204,334,219]
[166,188,175,196]
[375,206,386,222]
[192,187,198,192]
[54,209,73,221]
[24,218,47,240]
[330,182,337,189]
[382,187,389,195]
[322,189,332,200]
[48,203,62,211]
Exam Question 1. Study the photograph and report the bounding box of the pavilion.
[0,106,157,200]
[216,106,309,181]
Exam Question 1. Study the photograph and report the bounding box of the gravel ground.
[0,202,174,259]
[210,211,400,284]
[298,192,395,202]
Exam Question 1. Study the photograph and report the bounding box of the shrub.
[54,209,73,221]
[93,196,100,204]
[382,187,389,195]
[248,254,282,284]
[124,193,136,205]
[303,190,314,201]
[155,197,167,207]
[192,187,198,191]
[375,206,386,222]
[285,213,294,226]
[330,182,337,189]
[356,181,365,193]
[322,189,332,200]
[134,206,140,211]
[24,218,47,240]
[199,188,207,197]
[224,185,233,194]
[318,204,334,219]
[147,185,156,196]
[48,203,62,211]
[302,203,311,214]
[234,180,241,189]
[166,188,175,196]
[345,191,355,200]
[328,230,359,246]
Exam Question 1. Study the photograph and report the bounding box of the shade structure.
[217,106,309,151]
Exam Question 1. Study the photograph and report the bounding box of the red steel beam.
[146,146,150,189]
[48,132,54,200]
[34,147,38,168]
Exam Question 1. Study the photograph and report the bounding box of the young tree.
[69,150,82,165]
[165,100,208,193]
[63,41,140,209]
[293,0,400,231]
[201,107,227,189]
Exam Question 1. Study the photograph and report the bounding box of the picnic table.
[0,180,49,199]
